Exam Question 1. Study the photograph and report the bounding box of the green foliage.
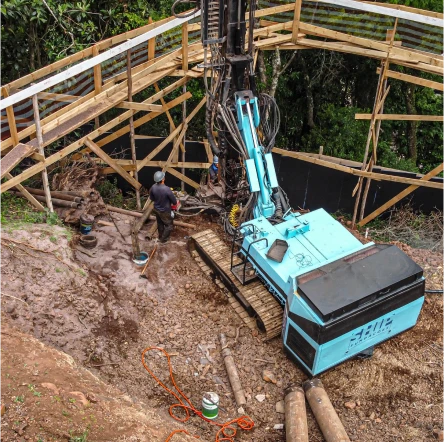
[96,177,123,207]
[69,428,89,442]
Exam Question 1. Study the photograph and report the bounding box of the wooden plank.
[313,0,443,27]
[84,138,142,190]
[97,91,191,148]
[358,163,444,227]
[291,0,302,44]
[1,92,178,194]
[99,161,211,175]
[4,172,45,211]
[0,11,200,111]
[32,94,53,212]
[355,114,443,121]
[2,86,19,147]
[362,1,444,20]
[376,67,444,91]
[182,22,189,71]
[1,143,34,179]
[137,125,184,172]
[116,102,163,112]
[37,92,80,102]
[166,167,200,189]
[272,148,443,189]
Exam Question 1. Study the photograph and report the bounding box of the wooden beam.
[32,93,53,212]
[148,17,156,60]
[127,47,141,209]
[0,11,200,111]
[358,163,444,227]
[92,45,102,94]
[37,92,80,102]
[362,1,444,20]
[2,86,19,147]
[182,22,189,71]
[97,91,191,148]
[272,148,443,190]
[291,0,302,44]
[166,167,200,189]
[117,101,163,112]
[355,114,443,121]
[1,89,181,194]
[313,0,443,27]
[84,138,142,190]
[99,161,211,175]
[4,172,45,211]
[1,143,34,179]
[376,67,444,91]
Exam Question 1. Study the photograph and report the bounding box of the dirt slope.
[1,218,442,442]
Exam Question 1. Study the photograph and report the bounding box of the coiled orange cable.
[141,347,255,442]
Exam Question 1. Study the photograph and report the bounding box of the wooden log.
[84,138,142,190]
[131,201,154,259]
[32,93,53,212]
[97,220,114,227]
[219,333,247,407]
[358,162,444,227]
[285,385,309,442]
[303,379,350,442]
[1,143,34,179]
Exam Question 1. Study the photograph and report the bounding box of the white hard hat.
[213,156,219,164]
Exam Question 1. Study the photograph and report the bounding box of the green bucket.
[202,392,219,420]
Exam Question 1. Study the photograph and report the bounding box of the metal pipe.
[285,385,308,442]
[11,191,81,209]
[24,187,83,203]
[303,379,350,442]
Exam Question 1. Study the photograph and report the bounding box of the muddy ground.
[1,214,443,441]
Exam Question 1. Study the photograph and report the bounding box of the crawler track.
[190,230,283,340]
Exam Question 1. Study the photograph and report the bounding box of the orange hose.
[141,347,254,442]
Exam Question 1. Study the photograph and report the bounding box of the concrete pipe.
[303,379,350,442]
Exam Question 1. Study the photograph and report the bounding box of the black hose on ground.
[425,289,443,294]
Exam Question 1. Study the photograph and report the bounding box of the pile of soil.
[1,216,442,441]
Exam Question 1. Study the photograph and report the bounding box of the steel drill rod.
[219,333,246,407]
[24,187,83,203]
[303,379,350,442]
[285,385,308,442]
[11,191,81,209]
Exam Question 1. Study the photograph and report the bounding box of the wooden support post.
[358,162,444,227]
[351,66,385,227]
[127,47,142,209]
[2,86,19,147]
[182,22,189,71]
[153,83,185,153]
[148,17,156,60]
[357,21,397,222]
[4,172,45,211]
[93,45,102,130]
[32,93,53,212]
[84,137,142,190]
[291,0,302,44]
[181,84,187,191]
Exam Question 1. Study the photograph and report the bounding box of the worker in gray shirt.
[149,171,177,243]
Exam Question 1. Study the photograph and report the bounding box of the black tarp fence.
[100,134,442,216]
[273,153,443,216]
